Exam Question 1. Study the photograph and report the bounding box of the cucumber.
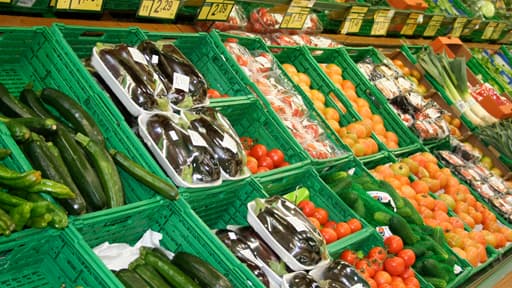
[373,211,392,225]
[23,133,86,215]
[19,88,56,119]
[116,269,152,288]
[110,149,178,200]
[53,127,106,211]
[172,251,233,288]
[40,88,105,146]
[423,277,447,288]
[0,83,37,118]
[133,263,171,288]
[388,214,419,245]
[75,133,124,208]
[5,121,31,143]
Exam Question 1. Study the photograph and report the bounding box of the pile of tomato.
[340,235,420,288]
[207,88,229,99]
[298,200,363,244]
[241,137,289,174]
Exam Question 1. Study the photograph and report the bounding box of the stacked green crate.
[208,30,352,175]
[309,47,423,158]
[272,46,390,164]
[0,228,120,287]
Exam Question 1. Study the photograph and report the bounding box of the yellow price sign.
[340,6,368,34]
[0,0,12,4]
[461,19,481,36]
[400,12,421,36]
[371,9,394,36]
[491,22,507,40]
[138,0,180,19]
[56,0,103,12]
[196,0,235,21]
[49,0,56,6]
[482,21,498,40]
[280,0,315,29]
[450,17,467,38]
[423,15,444,37]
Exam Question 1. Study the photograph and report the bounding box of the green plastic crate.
[361,151,398,171]
[208,30,352,175]
[271,46,389,163]
[144,31,254,99]
[71,197,263,288]
[257,165,374,254]
[310,47,423,157]
[0,26,165,207]
[209,98,310,180]
[0,228,119,287]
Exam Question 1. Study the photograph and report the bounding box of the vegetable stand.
[1,4,512,287]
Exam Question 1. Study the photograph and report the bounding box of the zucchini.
[110,149,178,200]
[19,88,56,119]
[24,133,86,215]
[0,83,37,118]
[132,263,171,288]
[53,127,106,211]
[8,117,58,135]
[0,149,11,160]
[140,247,200,288]
[116,269,152,288]
[75,133,124,208]
[41,88,105,146]
[172,251,233,288]
[5,121,31,143]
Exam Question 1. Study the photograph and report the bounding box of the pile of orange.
[371,152,512,267]
[282,63,379,157]
[319,63,400,150]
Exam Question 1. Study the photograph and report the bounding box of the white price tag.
[222,133,239,153]
[367,191,397,212]
[188,130,209,148]
[173,73,190,92]
[169,130,179,141]
[376,226,394,238]
[128,47,148,65]
[151,55,159,64]
[454,264,463,274]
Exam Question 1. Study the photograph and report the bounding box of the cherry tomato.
[320,227,338,244]
[397,249,416,267]
[207,89,222,99]
[323,221,337,230]
[384,257,405,276]
[400,267,415,279]
[256,166,270,173]
[246,156,258,174]
[374,270,392,286]
[240,137,254,150]
[384,235,404,254]
[308,217,321,229]
[312,208,329,225]
[278,161,290,168]
[404,276,420,288]
[339,250,358,265]
[298,200,315,217]
[356,259,376,277]
[335,222,351,239]
[258,156,274,170]
[368,247,387,262]
[347,219,362,232]
[267,149,285,167]
[250,144,267,160]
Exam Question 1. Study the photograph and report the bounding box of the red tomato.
[298,200,315,217]
[258,156,274,170]
[400,267,415,279]
[366,278,378,288]
[356,259,376,277]
[320,228,338,244]
[374,270,392,286]
[347,219,362,232]
[384,235,404,254]
[370,258,384,273]
[312,208,329,225]
[246,156,258,174]
[207,89,222,99]
[267,149,285,167]
[323,221,337,230]
[335,222,351,239]
[384,257,405,276]
[240,137,254,150]
[397,249,416,267]
[256,166,270,173]
[278,161,290,168]
[308,217,321,229]
[339,250,358,265]
[250,144,267,160]
[368,247,387,262]
[403,276,420,288]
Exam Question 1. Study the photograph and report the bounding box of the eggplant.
[146,114,220,183]
[216,229,270,287]
[137,41,174,93]
[321,260,370,288]
[288,272,320,288]
[257,206,322,266]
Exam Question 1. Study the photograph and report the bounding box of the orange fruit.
[358,106,373,119]
[297,73,311,86]
[327,119,341,134]
[400,185,416,198]
[449,217,465,229]
[434,200,448,213]
[282,63,298,74]
[361,138,374,156]
[376,165,395,178]
[326,63,342,75]
[330,75,343,87]
[411,180,429,195]
[451,118,461,129]
[434,210,450,223]
[425,163,440,178]
[385,131,399,144]
[392,59,404,68]
[451,247,467,259]
[341,80,355,92]
[373,123,386,136]
[395,175,411,186]
[352,142,366,157]
[371,114,383,125]
[343,89,358,101]
[355,98,369,108]
[312,100,326,113]
[342,137,356,147]
[367,138,379,154]
[439,221,454,233]
[402,67,411,77]
[310,89,325,103]
[347,123,367,139]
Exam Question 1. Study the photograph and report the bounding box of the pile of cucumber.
[117,247,233,288]
[0,83,178,216]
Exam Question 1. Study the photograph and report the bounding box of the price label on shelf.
[423,15,444,37]
[450,17,467,38]
[56,0,103,12]
[400,12,421,36]
[340,6,368,34]
[461,19,481,36]
[196,0,235,21]
[370,9,394,36]
[138,0,180,20]
[279,0,315,29]
[491,22,507,40]
[482,21,498,40]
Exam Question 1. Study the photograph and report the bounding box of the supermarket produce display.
[2,1,512,285]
